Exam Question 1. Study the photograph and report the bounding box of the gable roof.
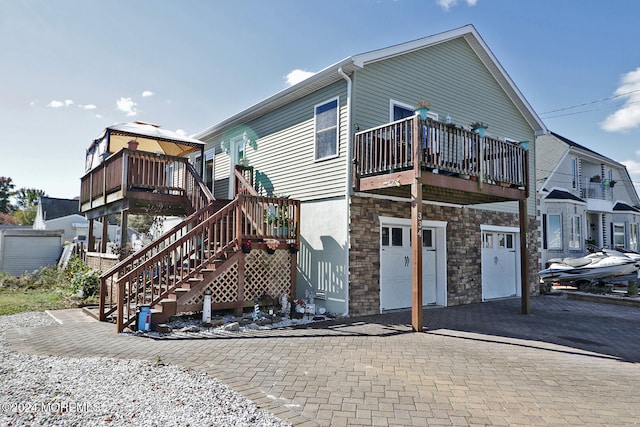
[549,131,621,166]
[195,24,546,140]
[38,197,80,221]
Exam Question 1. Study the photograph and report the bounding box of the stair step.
[170,288,189,300]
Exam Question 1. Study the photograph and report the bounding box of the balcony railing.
[353,116,527,187]
[581,180,614,201]
[80,149,213,214]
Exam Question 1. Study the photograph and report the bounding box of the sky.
[1,0,640,200]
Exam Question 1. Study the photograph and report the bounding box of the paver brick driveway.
[6,294,640,426]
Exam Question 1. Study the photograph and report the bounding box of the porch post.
[100,215,108,253]
[411,116,424,332]
[519,198,530,314]
[119,211,128,260]
[88,218,95,252]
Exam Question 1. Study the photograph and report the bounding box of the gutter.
[338,66,352,317]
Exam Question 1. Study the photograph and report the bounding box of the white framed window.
[630,223,638,251]
[547,214,562,250]
[390,100,438,122]
[569,215,582,250]
[613,223,626,248]
[315,97,339,160]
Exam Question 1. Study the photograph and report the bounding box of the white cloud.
[436,0,477,11]
[285,69,315,87]
[48,99,74,108]
[116,97,138,116]
[80,104,97,110]
[621,159,640,193]
[175,129,187,137]
[142,90,154,97]
[601,67,640,132]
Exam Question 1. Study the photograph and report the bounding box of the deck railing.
[98,193,300,332]
[80,149,213,212]
[353,116,527,187]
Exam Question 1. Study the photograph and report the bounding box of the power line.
[539,88,640,117]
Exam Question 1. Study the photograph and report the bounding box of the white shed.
[0,228,64,275]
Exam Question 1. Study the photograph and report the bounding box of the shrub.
[70,270,100,298]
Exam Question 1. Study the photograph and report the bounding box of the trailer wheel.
[575,280,591,291]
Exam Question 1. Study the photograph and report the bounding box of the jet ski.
[539,249,640,285]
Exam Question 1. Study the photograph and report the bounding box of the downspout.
[338,66,352,317]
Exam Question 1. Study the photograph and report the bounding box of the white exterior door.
[379,218,447,311]
[481,227,520,300]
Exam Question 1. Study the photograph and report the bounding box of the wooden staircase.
[97,166,301,332]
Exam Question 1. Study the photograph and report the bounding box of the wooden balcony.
[80,149,213,220]
[353,116,529,205]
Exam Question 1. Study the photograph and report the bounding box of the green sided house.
[83,25,546,332]
[192,24,546,320]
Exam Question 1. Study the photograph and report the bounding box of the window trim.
[314,97,339,161]
[547,214,563,250]
[613,222,626,248]
[390,99,438,122]
[630,222,638,251]
[568,215,582,250]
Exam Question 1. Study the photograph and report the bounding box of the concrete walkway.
[5,295,640,426]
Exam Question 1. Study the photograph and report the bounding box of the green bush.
[70,270,100,298]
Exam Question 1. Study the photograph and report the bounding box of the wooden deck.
[353,116,529,204]
[80,148,213,219]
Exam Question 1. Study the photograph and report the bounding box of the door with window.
[481,229,519,300]
[379,223,438,311]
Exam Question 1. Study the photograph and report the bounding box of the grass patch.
[0,285,75,316]
[0,257,99,316]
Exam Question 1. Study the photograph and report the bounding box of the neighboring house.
[536,132,640,269]
[33,196,85,242]
[34,196,141,250]
[193,24,546,316]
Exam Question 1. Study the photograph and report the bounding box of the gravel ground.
[0,311,292,426]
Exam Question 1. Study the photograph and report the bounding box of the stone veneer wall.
[349,195,539,316]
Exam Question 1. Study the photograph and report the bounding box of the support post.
[519,198,530,315]
[100,215,108,253]
[88,218,95,252]
[120,210,128,260]
[411,116,424,332]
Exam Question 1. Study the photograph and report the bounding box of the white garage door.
[481,229,519,300]
[380,223,439,311]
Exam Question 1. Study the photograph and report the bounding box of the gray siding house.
[194,25,546,316]
[536,132,640,269]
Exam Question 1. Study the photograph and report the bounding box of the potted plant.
[289,241,299,254]
[470,122,488,137]
[265,239,279,254]
[414,100,431,120]
[241,240,252,253]
[265,204,290,237]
